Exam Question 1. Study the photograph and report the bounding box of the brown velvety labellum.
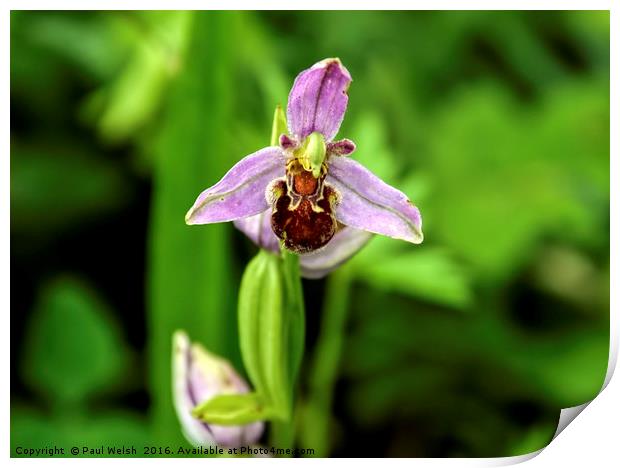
[293,171,318,196]
[270,170,337,253]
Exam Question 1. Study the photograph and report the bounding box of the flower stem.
[269,248,305,453]
[270,419,295,453]
[281,248,305,388]
[300,265,353,457]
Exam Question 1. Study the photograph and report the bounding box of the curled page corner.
[548,337,617,448]
[553,401,591,439]
[495,340,617,466]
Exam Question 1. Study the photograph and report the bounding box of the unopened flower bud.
[172,331,264,448]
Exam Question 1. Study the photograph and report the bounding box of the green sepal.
[237,252,269,398]
[191,392,282,426]
[237,250,290,418]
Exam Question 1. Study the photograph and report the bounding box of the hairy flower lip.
[186,58,423,277]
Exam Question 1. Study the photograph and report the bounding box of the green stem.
[281,248,305,389]
[269,248,305,453]
[301,265,354,457]
[270,419,295,452]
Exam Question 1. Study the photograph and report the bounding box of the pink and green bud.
[172,331,263,448]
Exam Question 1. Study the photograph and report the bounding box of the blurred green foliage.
[12,278,148,456]
[148,11,240,446]
[11,10,609,457]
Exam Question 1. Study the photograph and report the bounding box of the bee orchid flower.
[185,58,423,277]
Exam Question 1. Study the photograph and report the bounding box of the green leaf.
[10,146,130,237]
[82,12,191,143]
[21,277,129,405]
[354,240,472,309]
[348,111,398,182]
[506,327,609,407]
[11,406,149,457]
[507,423,555,456]
[192,393,278,426]
[23,12,126,80]
[422,81,609,280]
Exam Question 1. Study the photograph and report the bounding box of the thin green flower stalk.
[300,265,353,456]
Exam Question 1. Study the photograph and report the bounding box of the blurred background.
[11,11,609,457]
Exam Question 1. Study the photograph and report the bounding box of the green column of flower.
[148,11,239,444]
